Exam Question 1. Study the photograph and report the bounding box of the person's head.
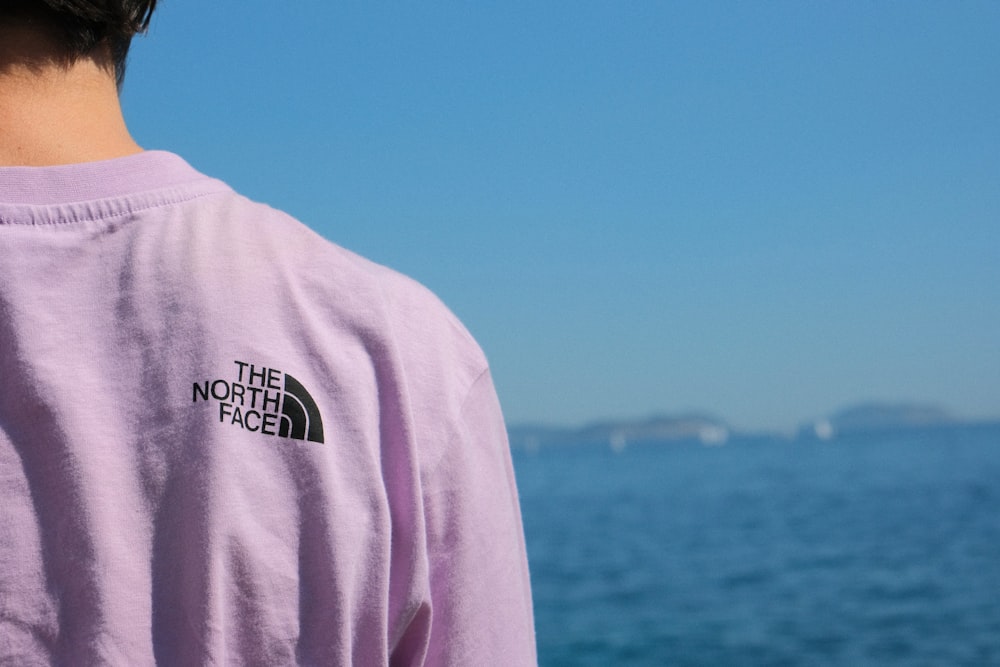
[0,0,157,87]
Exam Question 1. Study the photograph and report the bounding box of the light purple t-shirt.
[0,151,536,665]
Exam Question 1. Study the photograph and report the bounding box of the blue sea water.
[512,425,1000,666]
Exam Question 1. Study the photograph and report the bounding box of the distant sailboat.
[813,420,835,440]
[698,425,729,446]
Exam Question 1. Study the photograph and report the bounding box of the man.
[0,2,536,664]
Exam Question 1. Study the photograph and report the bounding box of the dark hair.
[1,0,157,85]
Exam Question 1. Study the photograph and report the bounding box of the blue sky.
[123,2,999,432]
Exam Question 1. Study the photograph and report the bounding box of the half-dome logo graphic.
[278,373,324,442]
[193,360,325,443]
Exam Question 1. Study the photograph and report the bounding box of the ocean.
[512,424,1000,666]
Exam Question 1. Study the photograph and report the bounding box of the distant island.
[509,402,996,449]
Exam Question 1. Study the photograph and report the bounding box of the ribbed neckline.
[0,151,222,205]
[0,151,231,226]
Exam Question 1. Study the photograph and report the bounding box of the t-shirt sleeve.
[403,368,537,666]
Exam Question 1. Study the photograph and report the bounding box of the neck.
[0,26,142,167]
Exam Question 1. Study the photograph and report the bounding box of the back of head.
[0,0,157,85]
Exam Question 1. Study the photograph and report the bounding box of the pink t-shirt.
[0,151,536,665]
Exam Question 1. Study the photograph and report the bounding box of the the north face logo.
[193,360,324,443]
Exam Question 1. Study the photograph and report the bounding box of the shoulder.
[205,191,490,389]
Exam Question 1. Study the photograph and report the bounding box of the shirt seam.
[421,364,493,480]
[0,186,230,227]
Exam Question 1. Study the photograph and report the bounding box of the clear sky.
[123,1,999,432]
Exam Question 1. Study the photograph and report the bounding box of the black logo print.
[193,360,325,443]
